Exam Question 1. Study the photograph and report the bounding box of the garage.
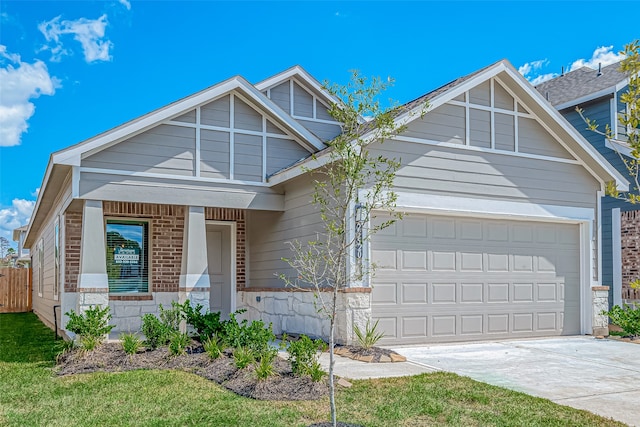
[371,213,581,344]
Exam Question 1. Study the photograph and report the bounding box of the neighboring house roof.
[535,62,628,109]
[12,225,27,242]
[269,59,630,192]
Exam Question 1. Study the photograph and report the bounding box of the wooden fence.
[0,268,32,313]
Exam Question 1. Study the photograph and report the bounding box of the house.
[23,60,627,345]
[12,225,31,267]
[535,63,640,307]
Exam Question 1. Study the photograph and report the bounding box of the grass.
[0,313,625,427]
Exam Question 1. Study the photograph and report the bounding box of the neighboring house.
[23,61,626,345]
[12,225,31,267]
[535,63,640,307]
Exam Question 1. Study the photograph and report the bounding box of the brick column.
[592,286,610,336]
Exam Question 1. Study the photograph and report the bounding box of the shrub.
[177,300,223,340]
[308,360,326,382]
[604,304,640,337]
[202,335,225,360]
[354,319,385,349]
[121,333,142,355]
[254,348,277,381]
[287,334,325,377]
[233,346,254,369]
[168,332,191,357]
[159,302,184,331]
[141,314,170,349]
[65,306,115,351]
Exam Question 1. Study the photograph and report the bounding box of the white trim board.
[612,207,622,307]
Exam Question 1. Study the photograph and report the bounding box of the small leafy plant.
[307,360,326,382]
[233,346,254,369]
[168,332,191,357]
[202,335,225,359]
[354,319,385,349]
[120,332,142,355]
[141,314,170,349]
[65,306,115,351]
[604,304,640,338]
[287,334,325,378]
[254,348,278,381]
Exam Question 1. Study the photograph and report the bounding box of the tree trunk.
[329,288,337,427]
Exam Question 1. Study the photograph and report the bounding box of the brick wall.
[205,208,246,290]
[64,203,247,293]
[620,210,640,300]
[64,211,82,292]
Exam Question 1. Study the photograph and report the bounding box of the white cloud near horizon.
[0,45,58,147]
[518,45,626,85]
[0,198,36,247]
[38,14,113,63]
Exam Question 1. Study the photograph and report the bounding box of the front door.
[206,223,233,319]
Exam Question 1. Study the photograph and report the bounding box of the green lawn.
[0,313,625,427]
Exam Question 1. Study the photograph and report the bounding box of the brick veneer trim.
[620,210,640,300]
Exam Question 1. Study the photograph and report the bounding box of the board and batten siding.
[82,91,314,184]
[248,176,323,288]
[31,174,73,330]
[264,79,342,142]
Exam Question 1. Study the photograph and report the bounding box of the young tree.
[0,236,10,259]
[281,71,424,426]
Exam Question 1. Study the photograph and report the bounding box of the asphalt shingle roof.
[535,62,626,107]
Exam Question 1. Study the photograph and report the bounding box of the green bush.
[604,304,640,337]
[159,302,184,331]
[65,306,115,350]
[168,332,191,357]
[120,333,142,355]
[176,300,223,340]
[354,319,385,349]
[141,313,173,349]
[287,335,325,378]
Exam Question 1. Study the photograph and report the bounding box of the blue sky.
[0,0,637,246]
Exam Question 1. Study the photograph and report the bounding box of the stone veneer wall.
[592,286,609,336]
[620,210,640,301]
[238,288,372,345]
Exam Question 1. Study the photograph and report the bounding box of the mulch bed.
[332,344,406,363]
[56,342,328,401]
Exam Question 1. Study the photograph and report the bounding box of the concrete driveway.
[392,337,640,426]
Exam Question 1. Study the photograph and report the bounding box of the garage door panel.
[372,213,581,344]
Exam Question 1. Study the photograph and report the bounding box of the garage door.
[371,213,581,344]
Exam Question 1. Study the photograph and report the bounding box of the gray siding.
[293,82,314,118]
[248,176,322,288]
[82,125,196,176]
[234,133,262,182]
[234,98,262,132]
[404,104,465,144]
[32,176,72,331]
[201,95,230,127]
[266,137,309,175]
[518,117,573,159]
[297,119,342,142]
[617,88,628,140]
[368,140,599,208]
[269,82,290,114]
[200,129,230,179]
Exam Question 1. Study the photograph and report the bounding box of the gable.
[81,91,314,184]
[260,77,342,142]
[402,75,575,161]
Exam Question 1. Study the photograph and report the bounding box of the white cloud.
[0,45,58,147]
[518,45,626,86]
[569,45,625,71]
[39,14,113,63]
[0,198,35,246]
[119,0,131,10]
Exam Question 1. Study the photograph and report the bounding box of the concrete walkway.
[392,337,640,426]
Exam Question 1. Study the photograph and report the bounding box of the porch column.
[179,206,210,311]
[77,200,109,312]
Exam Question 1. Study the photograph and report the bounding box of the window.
[54,217,60,300]
[37,239,44,297]
[106,220,149,293]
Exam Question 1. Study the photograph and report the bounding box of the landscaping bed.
[56,341,328,401]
